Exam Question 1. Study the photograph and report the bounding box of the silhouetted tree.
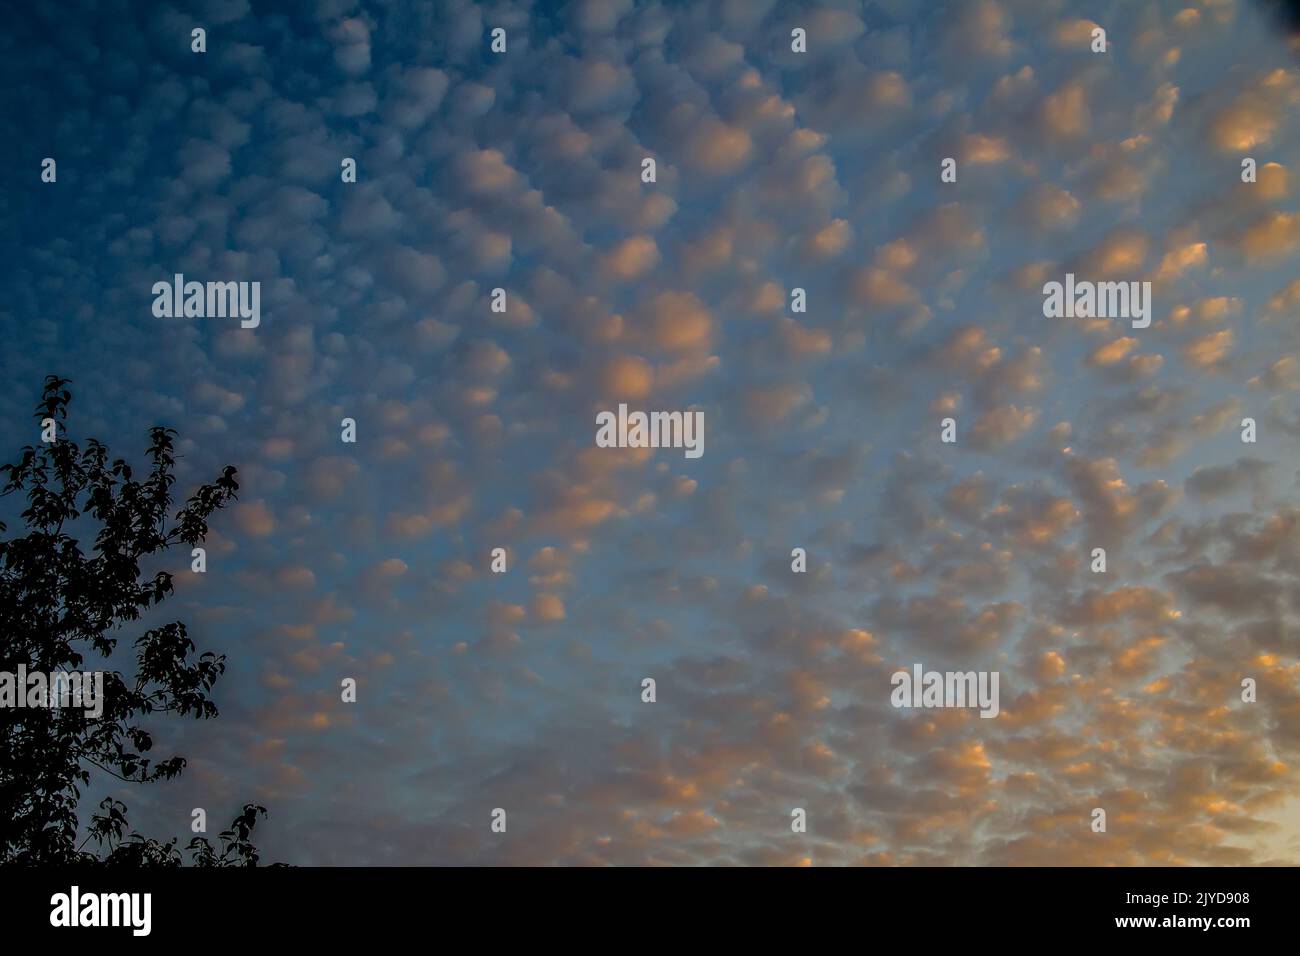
[0,376,273,865]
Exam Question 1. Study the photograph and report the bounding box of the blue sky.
[3,0,1300,864]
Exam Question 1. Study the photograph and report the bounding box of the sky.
[3,0,1300,866]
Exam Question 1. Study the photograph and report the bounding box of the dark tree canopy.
[0,376,273,865]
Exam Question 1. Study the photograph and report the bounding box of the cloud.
[328,17,371,76]
[970,404,1037,450]
[1039,83,1089,140]
[531,593,566,622]
[1185,458,1272,500]
[1207,68,1300,151]
[600,236,660,281]
[11,0,1300,869]
[234,500,276,537]
[634,291,713,353]
[1182,330,1234,368]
